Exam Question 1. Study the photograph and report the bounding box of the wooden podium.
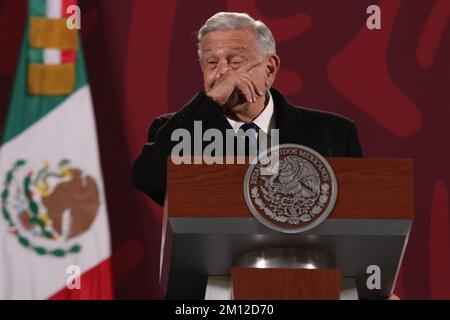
[160,158,413,300]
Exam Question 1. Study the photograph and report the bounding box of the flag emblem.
[1,159,100,257]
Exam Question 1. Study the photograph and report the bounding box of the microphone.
[322,129,333,157]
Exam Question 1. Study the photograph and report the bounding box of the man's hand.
[206,60,264,106]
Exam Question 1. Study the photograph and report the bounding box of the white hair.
[197,12,276,58]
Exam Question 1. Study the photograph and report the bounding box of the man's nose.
[216,61,230,79]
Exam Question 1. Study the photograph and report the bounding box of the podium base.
[204,276,358,300]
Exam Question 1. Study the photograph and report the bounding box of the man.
[131,12,363,206]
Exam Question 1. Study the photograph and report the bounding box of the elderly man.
[132,12,362,206]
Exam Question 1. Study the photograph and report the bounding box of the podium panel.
[232,268,341,300]
[161,158,413,299]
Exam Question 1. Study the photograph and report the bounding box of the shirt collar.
[226,90,275,135]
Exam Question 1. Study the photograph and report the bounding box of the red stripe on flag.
[61,50,77,63]
[49,258,113,300]
[62,0,78,18]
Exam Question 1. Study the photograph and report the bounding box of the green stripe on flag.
[1,16,88,145]
[29,0,46,17]
[28,48,44,63]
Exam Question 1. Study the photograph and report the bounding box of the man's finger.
[247,60,262,72]
[240,73,264,97]
[238,59,263,72]
[241,76,258,103]
[235,78,253,104]
[243,77,257,103]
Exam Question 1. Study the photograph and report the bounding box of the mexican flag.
[0,0,112,299]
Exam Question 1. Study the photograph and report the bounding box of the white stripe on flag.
[0,86,111,299]
[46,0,62,19]
[44,49,62,64]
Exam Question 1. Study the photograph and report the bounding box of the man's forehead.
[202,47,248,55]
[201,29,258,53]
[203,28,254,40]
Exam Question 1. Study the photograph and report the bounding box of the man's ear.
[265,55,281,88]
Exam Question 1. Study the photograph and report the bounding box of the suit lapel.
[271,88,306,145]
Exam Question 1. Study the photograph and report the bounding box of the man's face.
[199,28,277,110]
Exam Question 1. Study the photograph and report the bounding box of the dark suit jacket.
[131,87,363,205]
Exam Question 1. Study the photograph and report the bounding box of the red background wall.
[1,0,449,299]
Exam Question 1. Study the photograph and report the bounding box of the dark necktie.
[239,122,259,157]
